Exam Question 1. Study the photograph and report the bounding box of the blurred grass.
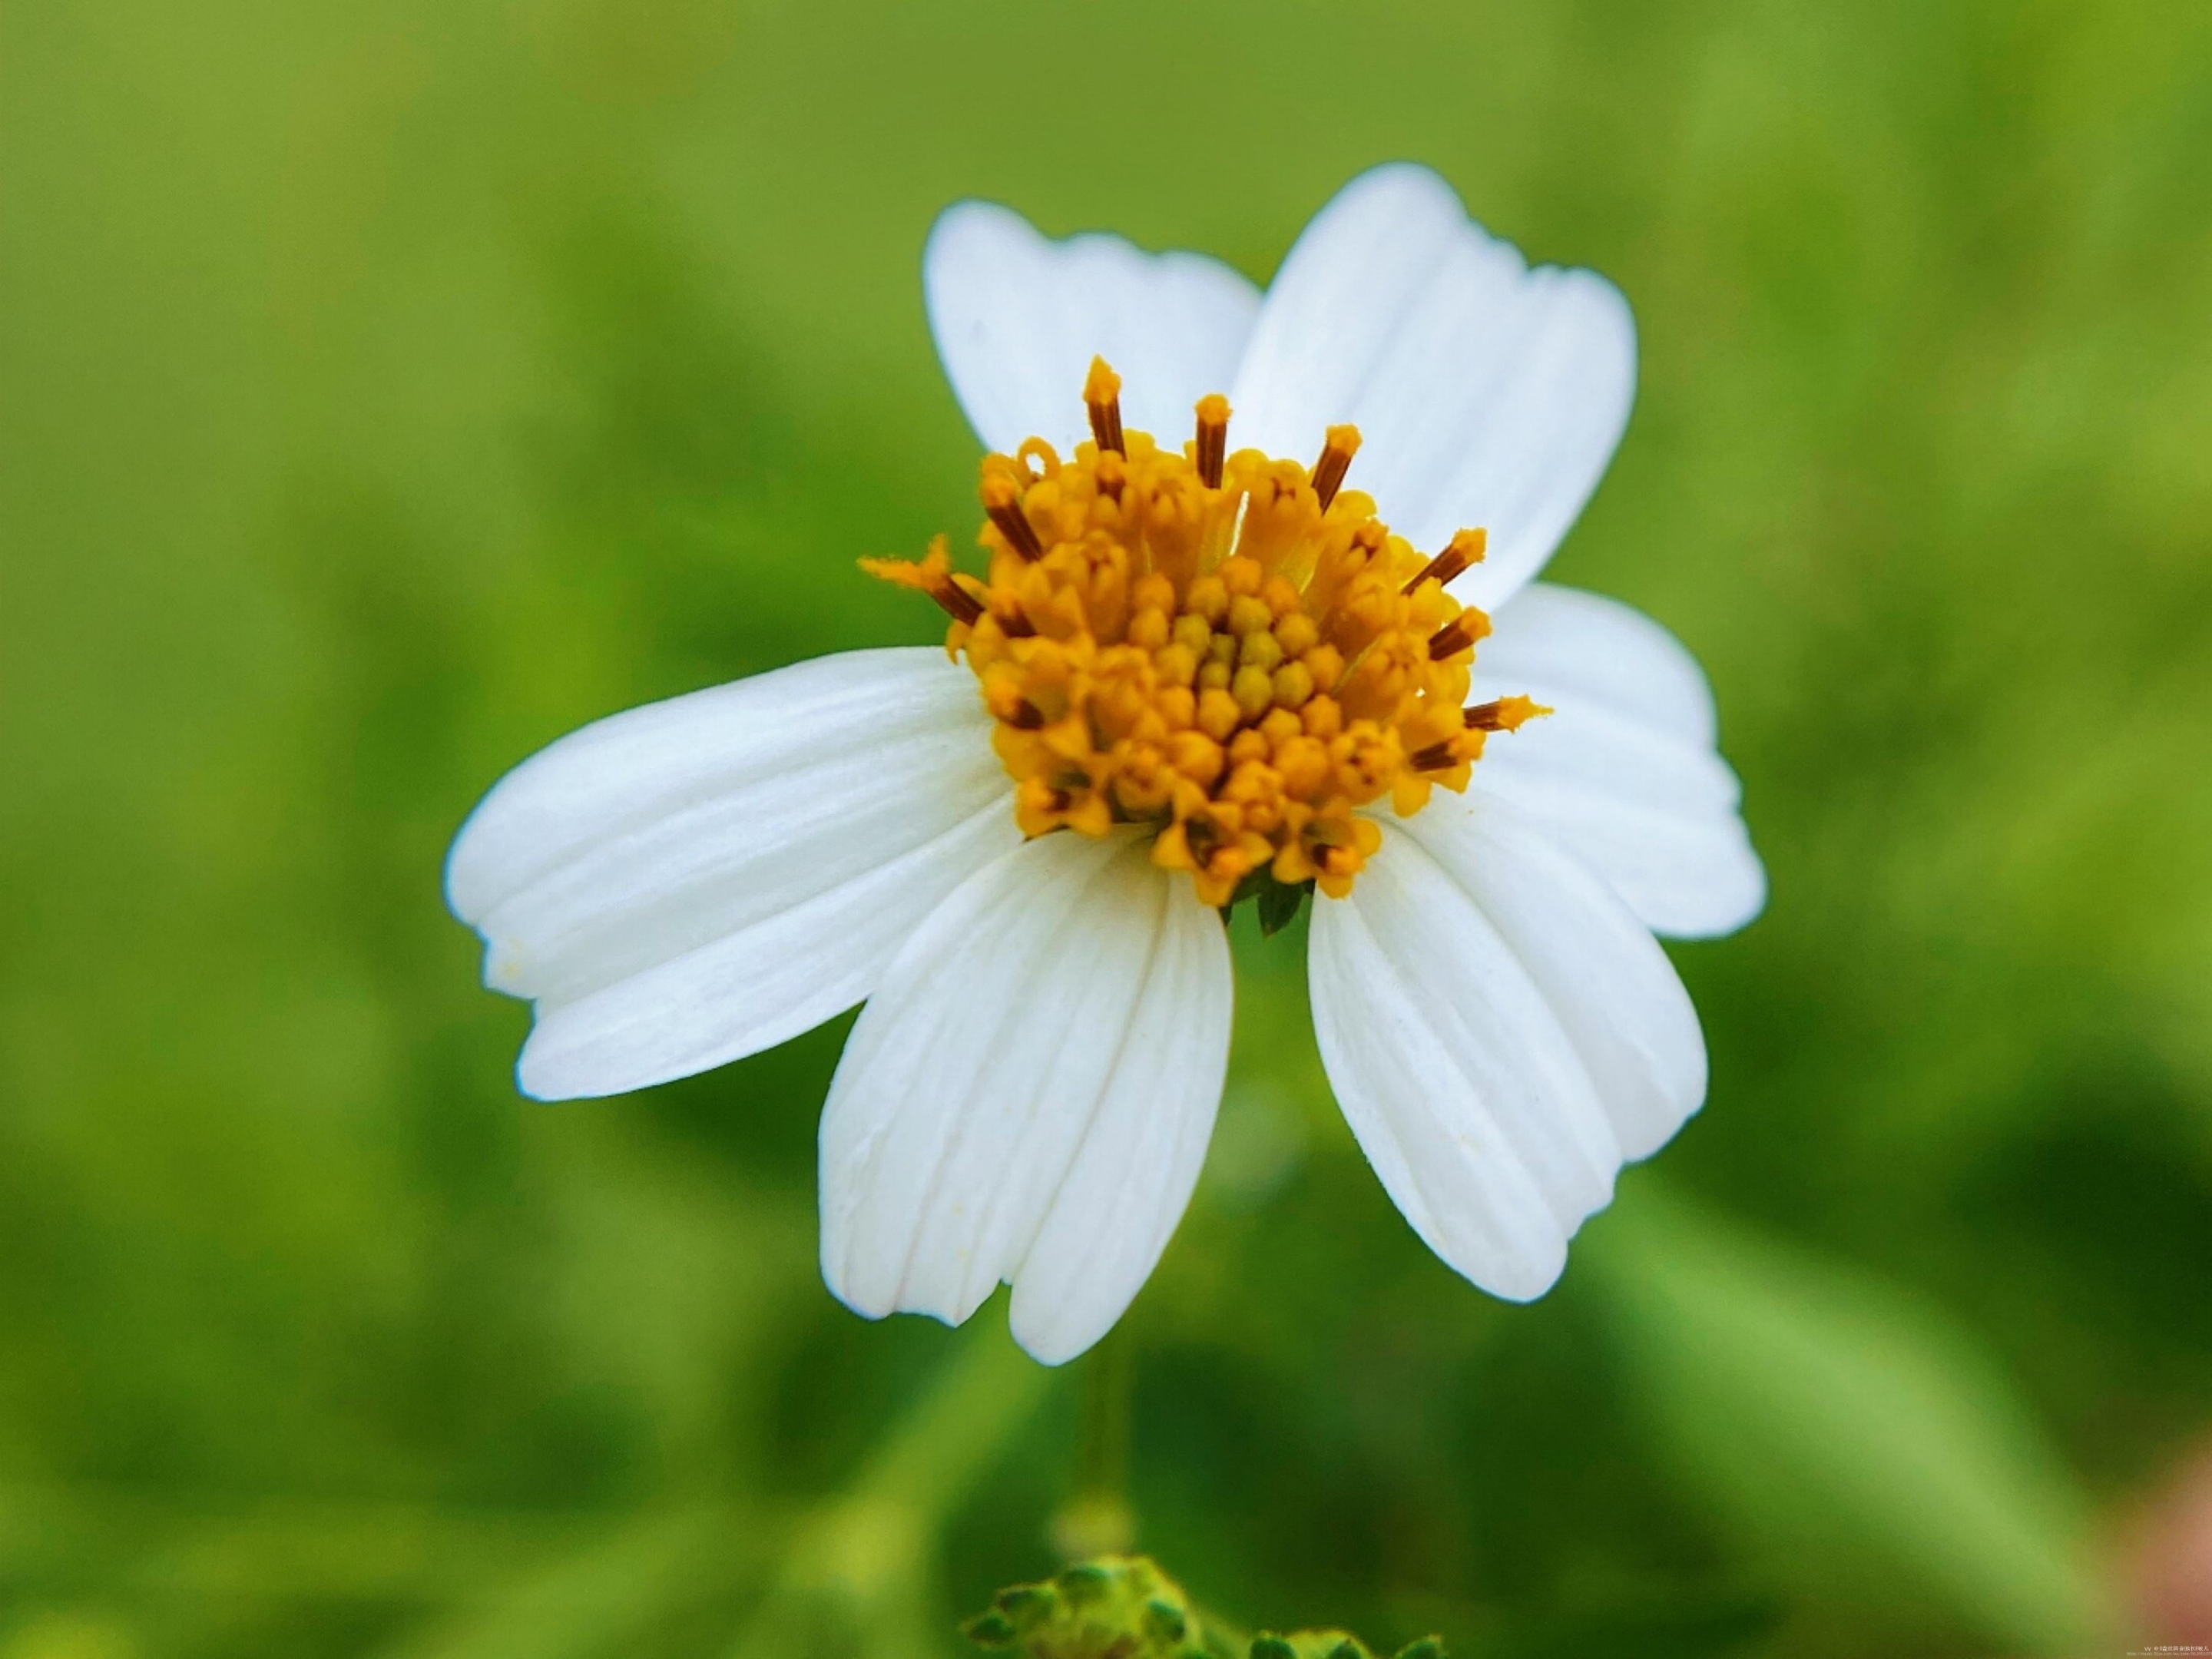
[5,0,2212,1654]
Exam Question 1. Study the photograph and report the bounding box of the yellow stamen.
[1426,613,1488,661]
[1084,356,1124,455]
[980,469,1044,560]
[1465,694,1548,732]
[1311,423,1363,512]
[1193,394,1230,488]
[858,537,983,627]
[868,370,1551,906]
[1403,528,1486,594]
[1406,737,1467,773]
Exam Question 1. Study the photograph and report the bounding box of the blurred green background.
[7,0,2212,1654]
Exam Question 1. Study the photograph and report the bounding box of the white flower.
[446,164,1765,1365]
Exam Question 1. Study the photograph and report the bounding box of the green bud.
[1143,1598,1188,1644]
[1121,1558,1160,1591]
[964,1611,1018,1648]
[964,1554,1433,1659]
[997,1584,1058,1621]
[1058,1561,1114,1605]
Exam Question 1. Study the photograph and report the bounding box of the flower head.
[867,363,1511,908]
[446,165,1765,1364]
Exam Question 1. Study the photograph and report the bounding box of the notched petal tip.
[820,836,1230,1366]
[1234,162,1644,609]
[479,932,528,995]
[924,194,1261,459]
[1307,810,1706,1306]
[449,649,1012,1104]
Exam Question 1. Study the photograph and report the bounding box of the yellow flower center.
[866,359,1544,911]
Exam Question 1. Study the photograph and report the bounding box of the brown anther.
[1409,740,1461,772]
[1311,423,1363,511]
[981,473,1045,560]
[858,541,984,625]
[933,577,984,626]
[1194,394,1230,488]
[1084,356,1125,455]
[1464,694,1548,731]
[1426,617,1481,661]
[1403,528,1488,595]
[999,608,1038,639]
[1096,449,1126,502]
[1008,700,1046,730]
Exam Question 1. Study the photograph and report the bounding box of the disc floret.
[864,359,1545,908]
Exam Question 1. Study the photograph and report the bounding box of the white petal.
[925,200,1262,459]
[445,647,1018,1099]
[1392,795,1707,1163]
[820,832,1232,1365]
[1467,584,1766,939]
[1311,820,1619,1301]
[1231,164,1635,609]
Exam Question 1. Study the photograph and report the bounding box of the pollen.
[865,365,1547,909]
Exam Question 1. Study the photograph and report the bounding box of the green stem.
[1076,1326,1131,1511]
[1050,1326,1137,1559]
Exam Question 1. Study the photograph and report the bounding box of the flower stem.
[1049,1326,1137,1559]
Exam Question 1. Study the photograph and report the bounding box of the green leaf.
[1583,1181,2119,1654]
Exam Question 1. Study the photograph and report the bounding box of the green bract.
[963,1556,1442,1659]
